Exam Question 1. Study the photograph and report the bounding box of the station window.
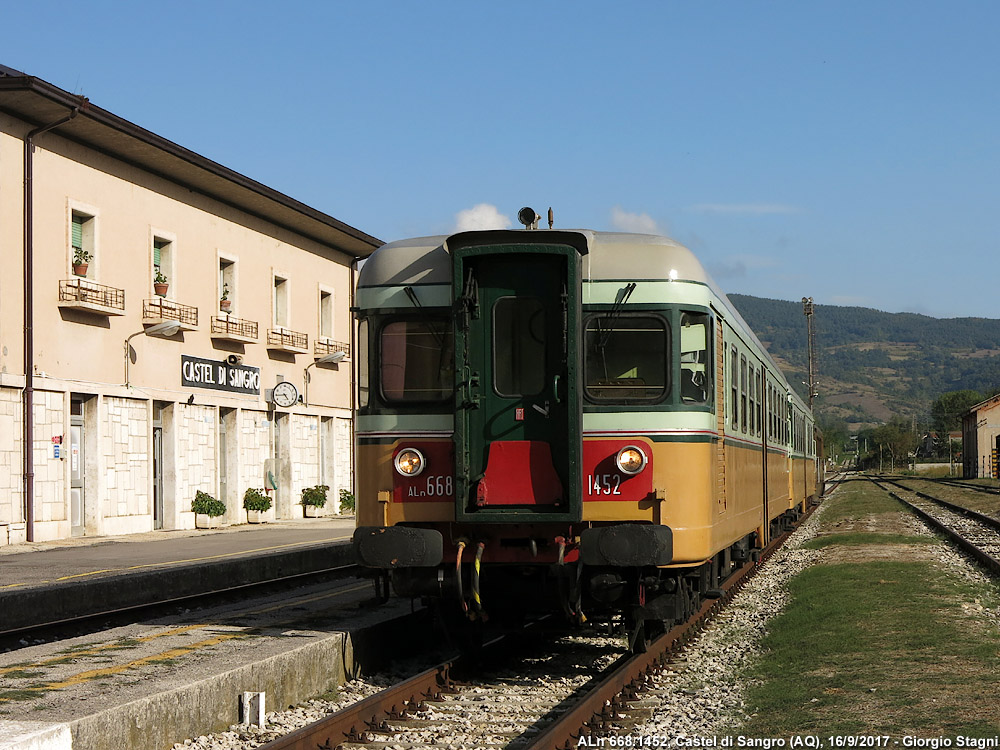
[153,236,173,291]
[380,318,454,403]
[319,290,334,339]
[219,258,235,311]
[274,276,289,328]
[584,315,668,403]
[71,210,95,277]
[679,312,710,404]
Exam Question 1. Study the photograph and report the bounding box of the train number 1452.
[587,474,622,496]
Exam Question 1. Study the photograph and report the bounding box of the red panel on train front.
[393,443,455,503]
[475,440,564,506]
[582,440,654,502]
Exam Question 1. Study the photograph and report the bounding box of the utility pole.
[802,297,816,410]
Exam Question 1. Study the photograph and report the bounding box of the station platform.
[0,515,427,750]
[0,516,358,634]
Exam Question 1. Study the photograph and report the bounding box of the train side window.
[380,318,454,403]
[740,355,748,434]
[679,312,710,404]
[730,346,738,429]
[358,319,369,408]
[584,315,668,403]
[748,366,756,436]
[756,370,763,437]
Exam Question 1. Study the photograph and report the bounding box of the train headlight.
[394,448,426,477]
[616,446,647,475]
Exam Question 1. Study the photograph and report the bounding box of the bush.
[301,484,329,508]
[339,488,356,514]
[243,487,272,512]
[192,490,226,517]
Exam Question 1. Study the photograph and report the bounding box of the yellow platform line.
[0,583,369,683]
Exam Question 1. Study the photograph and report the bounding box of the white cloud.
[610,206,662,234]
[686,203,800,215]
[453,204,511,232]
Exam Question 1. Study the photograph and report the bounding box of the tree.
[930,390,983,438]
[871,418,919,471]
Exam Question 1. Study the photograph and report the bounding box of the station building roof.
[0,64,381,258]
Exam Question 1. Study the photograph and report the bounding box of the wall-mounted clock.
[271,381,298,408]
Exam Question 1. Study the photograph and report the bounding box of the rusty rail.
[258,661,460,750]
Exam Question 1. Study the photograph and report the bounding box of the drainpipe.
[23,106,80,542]
[350,256,359,510]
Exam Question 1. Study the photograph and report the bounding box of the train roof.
[357,229,810,413]
[359,230,710,286]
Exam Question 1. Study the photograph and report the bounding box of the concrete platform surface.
[0,517,358,634]
[0,571,424,750]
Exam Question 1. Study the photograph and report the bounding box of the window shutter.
[71,217,83,249]
[153,240,163,267]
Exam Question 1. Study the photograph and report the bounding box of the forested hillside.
[727,294,1000,427]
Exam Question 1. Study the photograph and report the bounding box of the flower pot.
[303,504,324,518]
[220,299,232,313]
[196,513,221,529]
[73,263,89,277]
[154,282,168,297]
[246,509,266,524]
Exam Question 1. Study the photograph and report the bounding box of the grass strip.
[736,480,1000,738]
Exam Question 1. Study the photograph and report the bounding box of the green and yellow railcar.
[353,226,819,644]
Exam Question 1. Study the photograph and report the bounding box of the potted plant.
[153,269,169,297]
[243,487,272,523]
[220,282,231,313]
[191,490,226,529]
[339,488,356,515]
[300,484,329,517]
[72,248,92,277]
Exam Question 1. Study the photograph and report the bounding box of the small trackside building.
[0,64,381,544]
[962,393,1000,479]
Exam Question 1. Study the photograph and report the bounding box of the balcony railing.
[211,315,258,342]
[143,297,198,329]
[58,278,126,315]
[315,338,350,358]
[267,327,308,353]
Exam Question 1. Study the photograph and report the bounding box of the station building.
[0,65,381,545]
[962,394,1000,479]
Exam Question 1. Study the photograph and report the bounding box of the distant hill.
[727,294,1000,427]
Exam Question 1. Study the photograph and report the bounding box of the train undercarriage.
[359,508,806,652]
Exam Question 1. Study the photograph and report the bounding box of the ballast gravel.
[171,493,1000,750]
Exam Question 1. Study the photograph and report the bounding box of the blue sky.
[5,1,998,318]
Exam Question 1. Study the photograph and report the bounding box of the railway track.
[928,476,1000,495]
[870,475,1000,576]
[258,507,817,750]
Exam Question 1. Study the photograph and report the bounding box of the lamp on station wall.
[124,321,182,387]
[303,350,347,406]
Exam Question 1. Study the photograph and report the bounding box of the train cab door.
[453,243,582,523]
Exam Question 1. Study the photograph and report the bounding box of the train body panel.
[353,228,820,632]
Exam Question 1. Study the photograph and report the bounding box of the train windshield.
[380,319,454,403]
[584,315,668,403]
